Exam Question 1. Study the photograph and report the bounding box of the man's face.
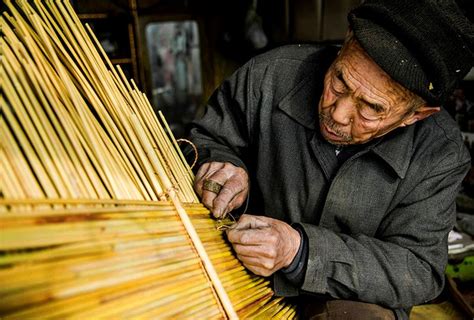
[318,38,420,145]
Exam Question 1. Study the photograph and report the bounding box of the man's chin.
[323,135,352,146]
[328,140,353,146]
[326,137,367,146]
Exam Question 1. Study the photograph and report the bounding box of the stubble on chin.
[318,112,353,145]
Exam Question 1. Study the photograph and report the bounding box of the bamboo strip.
[138,289,218,318]
[3,8,119,199]
[0,233,189,265]
[2,262,211,315]
[6,9,109,199]
[0,220,187,249]
[2,261,204,318]
[5,5,81,197]
[3,40,81,199]
[248,296,285,318]
[67,11,168,200]
[13,50,101,199]
[0,198,171,206]
[112,281,214,318]
[0,116,44,199]
[158,110,198,200]
[2,53,59,197]
[237,294,275,318]
[0,252,201,300]
[30,7,139,199]
[129,113,236,317]
[63,274,216,319]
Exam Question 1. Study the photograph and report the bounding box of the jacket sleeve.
[299,154,470,309]
[184,59,257,171]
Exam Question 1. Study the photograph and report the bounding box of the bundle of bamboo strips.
[0,0,296,318]
[2,0,196,202]
[0,201,296,319]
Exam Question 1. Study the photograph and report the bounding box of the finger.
[205,165,234,186]
[212,178,247,218]
[196,161,227,180]
[236,253,276,271]
[203,167,238,217]
[233,251,278,277]
[213,188,245,217]
[194,162,224,196]
[232,243,277,259]
[201,188,218,213]
[227,227,271,245]
[222,189,248,216]
[199,165,225,211]
[194,163,211,196]
[244,265,274,277]
[236,253,263,266]
[213,190,241,218]
[232,214,271,231]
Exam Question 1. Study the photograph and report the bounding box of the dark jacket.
[187,45,471,318]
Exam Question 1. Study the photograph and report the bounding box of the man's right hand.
[194,162,249,218]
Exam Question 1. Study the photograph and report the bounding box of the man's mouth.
[324,123,342,137]
[318,111,352,143]
[322,121,348,140]
[320,118,352,143]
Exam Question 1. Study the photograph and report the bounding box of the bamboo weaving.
[0,0,297,318]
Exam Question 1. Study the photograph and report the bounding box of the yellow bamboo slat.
[1,1,296,319]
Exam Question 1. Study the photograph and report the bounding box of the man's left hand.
[226,214,301,277]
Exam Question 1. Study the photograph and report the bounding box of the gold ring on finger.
[203,179,223,194]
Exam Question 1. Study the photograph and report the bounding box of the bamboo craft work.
[0,1,296,319]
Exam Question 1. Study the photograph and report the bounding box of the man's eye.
[332,78,346,94]
[358,104,383,121]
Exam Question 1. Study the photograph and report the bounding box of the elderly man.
[186,0,473,318]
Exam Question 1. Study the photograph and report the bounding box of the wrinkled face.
[318,38,420,145]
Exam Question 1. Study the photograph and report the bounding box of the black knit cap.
[349,0,474,105]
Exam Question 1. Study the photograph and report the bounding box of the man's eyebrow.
[335,67,386,113]
[359,100,386,114]
[357,92,386,114]
[367,102,385,113]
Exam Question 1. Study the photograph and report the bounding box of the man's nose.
[331,96,355,125]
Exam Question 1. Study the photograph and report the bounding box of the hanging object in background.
[245,0,268,50]
[0,1,296,318]
[145,20,203,137]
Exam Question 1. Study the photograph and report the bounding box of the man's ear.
[401,105,441,126]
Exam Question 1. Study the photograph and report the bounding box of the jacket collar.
[277,46,336,130]
[370,126,414,179]
[277,75,321,130]
[276,52,414,179]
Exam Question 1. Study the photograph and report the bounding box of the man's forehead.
[338,38,420,103]
[339,38,385,73]
[332,42,418,111]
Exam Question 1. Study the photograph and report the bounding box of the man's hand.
[194,162,249,218]
[226,214,301,277]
